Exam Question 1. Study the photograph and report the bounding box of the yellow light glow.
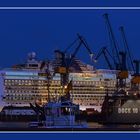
[99,86,104,89]
[64,86,67,89]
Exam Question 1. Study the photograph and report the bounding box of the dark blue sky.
[0,1,140,69]
[1,0,140,6]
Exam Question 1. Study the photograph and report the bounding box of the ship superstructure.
[0,52,131,113]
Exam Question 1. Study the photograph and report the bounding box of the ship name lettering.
[118,108,131,114]
[132,108,139,113]
[118,108,139,114]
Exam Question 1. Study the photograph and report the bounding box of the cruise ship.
[0,52,131,114]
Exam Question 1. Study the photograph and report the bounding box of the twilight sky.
[0,0,140,6]
[0,1,140,69]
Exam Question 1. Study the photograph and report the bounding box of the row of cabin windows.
[4,79,116,86]
[5,95,48,100]
[77,103,103,106]
[73,98,104,101]
[4,79,60,84]
[4,79,61,85]
[72,95,104,98]
[4,90,63,94]
[73,81,116,85]
[5,86,61,90]
[4,89,113,94]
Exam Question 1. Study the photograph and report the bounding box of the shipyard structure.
[0,52,131,115]
[0,13,140,126]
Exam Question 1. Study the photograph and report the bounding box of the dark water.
[88,122,139,130]
[0,122,139,131]
[0,122,29,128]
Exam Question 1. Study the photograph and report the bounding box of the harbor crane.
[35,34,93,101]
[95,46,114,70]
[54,34,94,94]
[119,26,135,72]
[119,26,140,94]
[103,13,121,68]
[103,13,129,92]
[132,60,140,86]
